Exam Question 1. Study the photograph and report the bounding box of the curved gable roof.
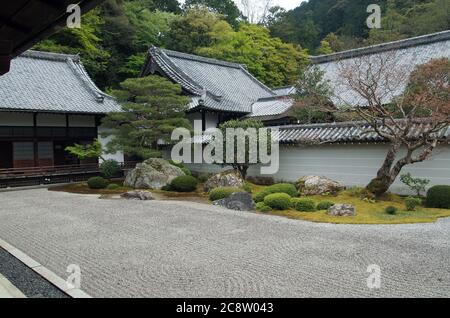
[142,47,275,113]
[0,50,121,114]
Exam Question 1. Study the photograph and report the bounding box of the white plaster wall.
[186,112,219,130]
[0,112,33,126]
[176,143,450,195]
[98,126,124,163]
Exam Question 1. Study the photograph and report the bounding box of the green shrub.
[385,206,398,215]
[169,160,192,176]
[106,183,120,190]
[400,173,430,197]
[264,193,292,210]
[256,202,272,212]
[161,184,172,191]
[100,160,121,179]
[317,201,335,211]
[243,182,253,193]
[291,198,316,212]
[87,176,109,189]
[426,185,450,209]
[254,183,298,202]
[209,187,243,201]
[170,176,198,192]
[197,173,211,183]
[405,197,422,211]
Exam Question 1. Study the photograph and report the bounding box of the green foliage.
[243,182,253,194]
[316,40,333,55]
[405,197,422,211]
[106,183,121,190]
[264,193,292,210]
[184,0,242,28]
[209,187,243,201]
[218,119,267,178]
[102,76,191,160]
[170,176,199,192]
[317,201,335,211]
[291,198,317,212]
[256,202,273,213]
[197,173,212,183]
[385,206,398,215]
[197,23,309,87]
[400,173,430,197]
[293,65,335,124]
[87,177,109,189]
[65,140,103,161]
[254,183,298,203]
[426,186,450,209]
[166,7,223,53]
[169,160,192,176]
[100,160,121,179]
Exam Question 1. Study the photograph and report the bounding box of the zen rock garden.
[53,157,450,225]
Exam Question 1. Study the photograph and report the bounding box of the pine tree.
[101,76,191,160]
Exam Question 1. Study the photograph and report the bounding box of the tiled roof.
[246,96,294,120]
[273,121,450,144]
[142,47,275,113]
[273,86,296,96]
[311,30,450,108]
[0,50,121,114]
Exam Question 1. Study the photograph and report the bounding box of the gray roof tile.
[0,50,121,114]
[311,31,450,108]
[143,47,275,113]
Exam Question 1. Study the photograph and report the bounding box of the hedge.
[254,183,298,202]
[291,198,316,212]
[264,193,292,210]
[209,187,243,201]
[87,177,109,189]
[170,176,198,192]
[426,185,450,209]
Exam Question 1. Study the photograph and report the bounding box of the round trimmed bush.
[317,201,335,211]
[254,183,298,202]
[106,183,121,190]
[405,197,422,211]
[257,203,273,213]
[264,193,292,210]
[87,176,109,189]
[100,159,121,179]
[291,198,316,212]
[385,206,398,215]
[209,187,243,201]
[170,176,198,192]
[426,185,450,209]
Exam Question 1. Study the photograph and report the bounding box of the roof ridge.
[161,49,243,69]
[20,50,80,62]
[312,30,450,64]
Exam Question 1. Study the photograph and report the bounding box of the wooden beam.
[0,17,32,34]
[0,40,12,76]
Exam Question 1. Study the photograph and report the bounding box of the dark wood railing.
[0,162,138,188]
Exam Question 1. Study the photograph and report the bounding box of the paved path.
[0,274,26,298]
[0,189,449,298]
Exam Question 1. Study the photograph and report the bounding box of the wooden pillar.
[65,114,70,138]
[33,113,38,167]
[201,110,206,132]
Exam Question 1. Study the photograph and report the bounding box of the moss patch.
[260,191,450,224]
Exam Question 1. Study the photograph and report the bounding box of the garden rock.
[297,175,345,195]
[203,170,245,193]
[124,158,185,189]
[328,204,356,217]
[213,192,256,211]
[121,191,154,201]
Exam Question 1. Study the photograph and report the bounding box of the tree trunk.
[366,142,400,196]
[235,165,249,180]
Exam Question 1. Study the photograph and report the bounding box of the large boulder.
[213,192,256,211]
[124,158,185,190]
[296,176,345,195]
[328,204,356,217]
[203,170,245,193]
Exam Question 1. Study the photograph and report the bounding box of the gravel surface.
[0,188,449,298]
[0,248,67,298]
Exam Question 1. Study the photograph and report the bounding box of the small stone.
[121,191,154,201]
[213,192,256,211]
[328,204,356,217]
